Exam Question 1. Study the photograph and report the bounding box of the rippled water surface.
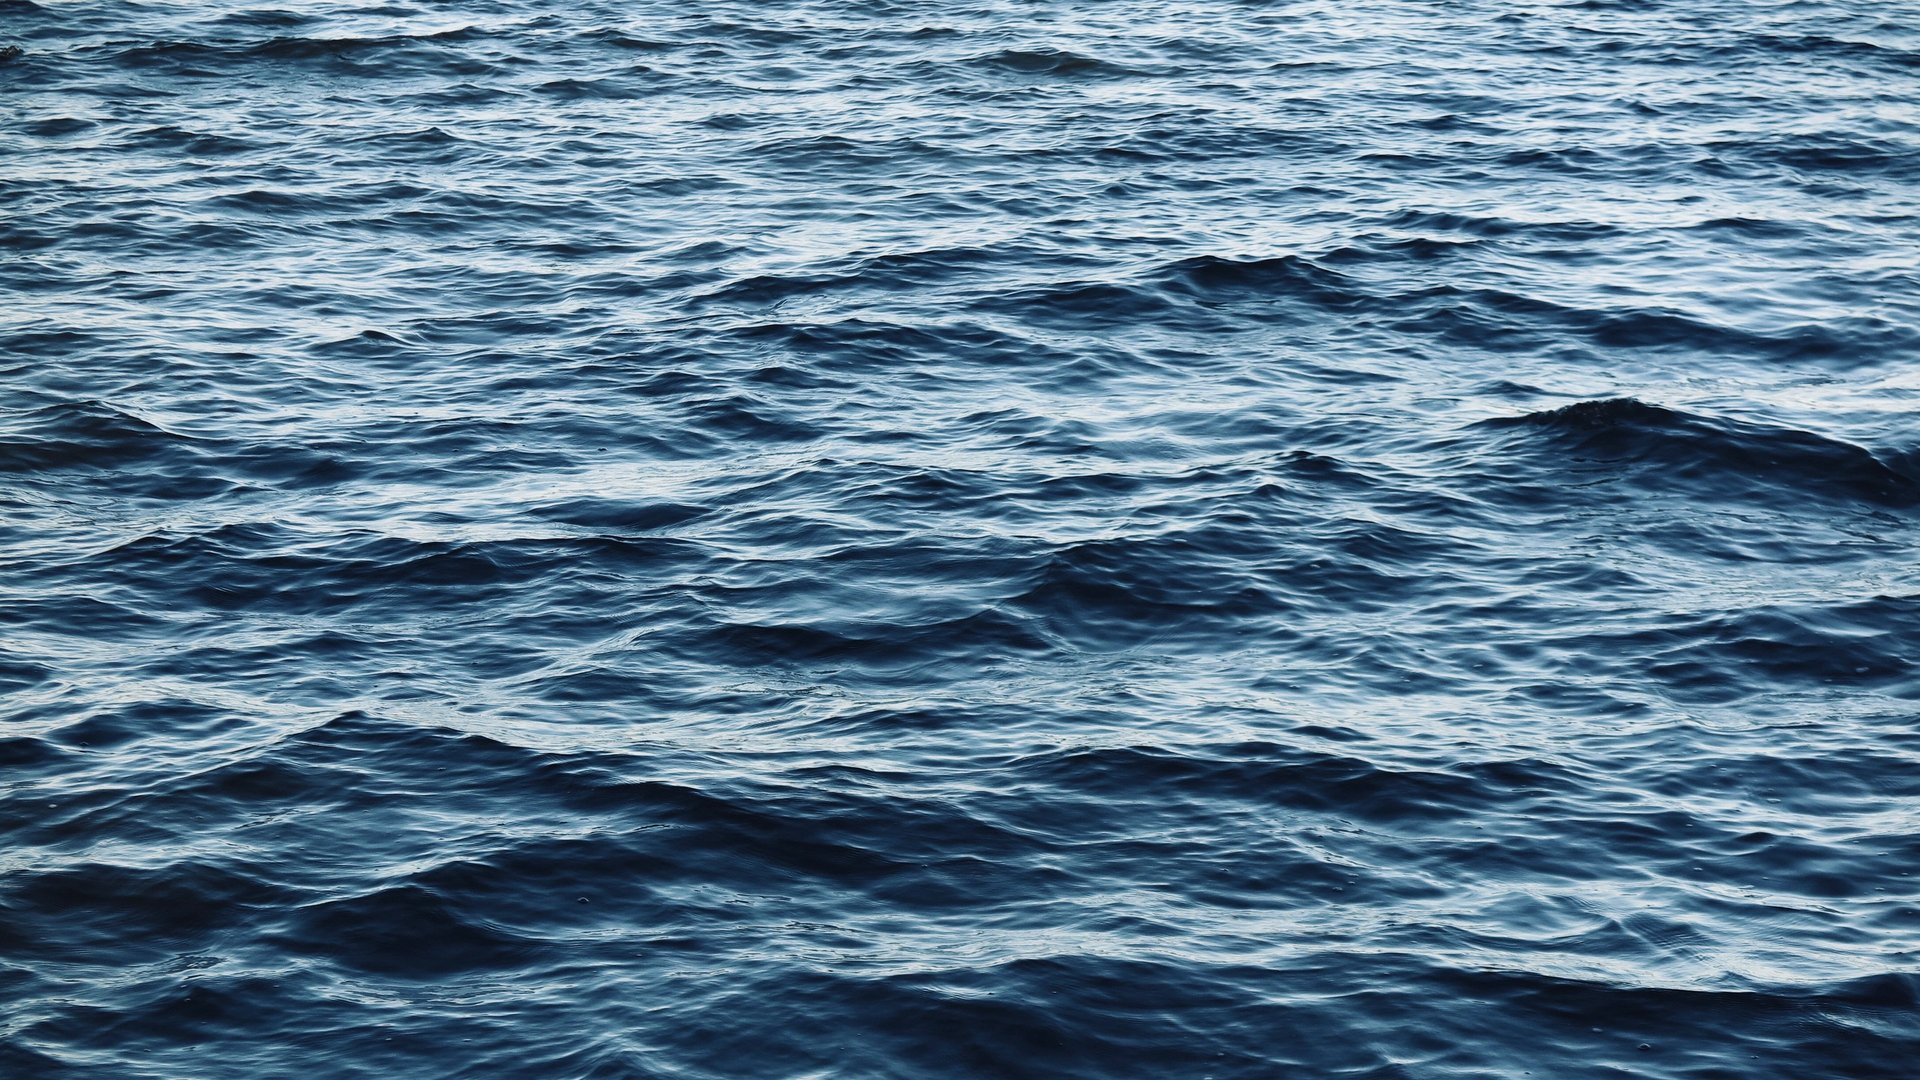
[5,1,1920,1076]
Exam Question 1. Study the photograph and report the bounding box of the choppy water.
[5,1,1920,1076]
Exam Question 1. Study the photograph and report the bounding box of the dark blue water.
[5,1,1920,1076]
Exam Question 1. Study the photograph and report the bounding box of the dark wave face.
[4,1,1919,1076]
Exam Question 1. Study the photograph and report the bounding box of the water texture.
[4,1,1920,1076]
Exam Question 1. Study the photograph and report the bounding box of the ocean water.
[4,0,1919,1076]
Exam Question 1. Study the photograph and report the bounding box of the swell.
[968,253,1913,365]
[92,26,498,74]
[1474,397,1920,509]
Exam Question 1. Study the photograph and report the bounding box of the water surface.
[4,1,1919,1076]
